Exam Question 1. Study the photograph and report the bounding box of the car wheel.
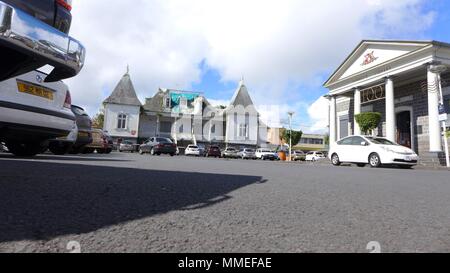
[7,142,46,157]
[150,148,155,156]
[49,143,71,155]
[357,164,366,168]
[331,154,341,166]
[369,153,382,168]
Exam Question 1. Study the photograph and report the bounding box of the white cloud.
[307,97,330,134]
[67,0,435,120]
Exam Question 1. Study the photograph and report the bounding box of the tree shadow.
[0,159,262,243]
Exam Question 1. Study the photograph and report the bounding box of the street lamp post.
[288,111,295,162]
[429,64,450,168]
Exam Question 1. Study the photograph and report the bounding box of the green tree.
[281,129,303,148]
[92,110,105,129]
[355,112,382,135]
[324,134,330,146]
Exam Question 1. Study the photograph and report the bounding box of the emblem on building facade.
[361,51,379,66]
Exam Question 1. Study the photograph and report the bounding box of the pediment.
[325,40,432,86]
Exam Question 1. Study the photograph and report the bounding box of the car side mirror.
[361,142,368,146]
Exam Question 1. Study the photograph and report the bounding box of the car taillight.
[56,0,72,12]
[64,91,71,108]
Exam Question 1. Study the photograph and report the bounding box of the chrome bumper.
[0,1,85,81]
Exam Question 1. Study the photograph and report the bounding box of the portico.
[325,40,450,166]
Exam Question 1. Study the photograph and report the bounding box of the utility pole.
[288,111,295,162]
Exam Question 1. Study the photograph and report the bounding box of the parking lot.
[1,152,450,253]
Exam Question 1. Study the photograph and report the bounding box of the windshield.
[366,137,397,146]
[157,138,172,143]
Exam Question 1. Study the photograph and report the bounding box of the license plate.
[17,81,54,101]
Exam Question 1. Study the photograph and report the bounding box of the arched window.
[117,113,127,129]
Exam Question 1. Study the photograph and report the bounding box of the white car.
[329,136,419,169]
[185,145,201,157]
[306,151,326,162]
[0,70,76,156]
[255,148,277,160]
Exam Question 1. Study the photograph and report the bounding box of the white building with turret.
[103,72,269,149]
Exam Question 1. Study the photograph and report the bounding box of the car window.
[157,138,172,143]
[338,137,354,145]
[367,137,396,145]
[352,136,366,146]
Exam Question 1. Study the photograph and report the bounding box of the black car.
[139,137,177,156]
[69,105,93,154]
[0,0,85,82]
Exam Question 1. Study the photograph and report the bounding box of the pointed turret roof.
[228,79,255,108]
[103,71,141,106]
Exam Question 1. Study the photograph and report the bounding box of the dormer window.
[117,113,128,129]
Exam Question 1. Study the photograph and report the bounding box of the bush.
[355,112,382,135]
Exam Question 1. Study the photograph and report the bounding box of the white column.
[427,67,443,152]
[385,77,396,142]
[329,96,337,145]
[354,88,362,136]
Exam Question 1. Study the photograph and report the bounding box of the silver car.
[119,141,136,153]
[238,148,257,160]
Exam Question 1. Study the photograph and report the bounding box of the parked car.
[238,148,257,160]
[139,137,177,156]
[119,140,136,153]
[306,151,326,162]
[69,105,93,154]
[0,70,76,156]
[222,147,239,159]
[291,150,306,161]
[48,123,78,155]
[83,129,113,154]
[329,136,419,169]
[47,104,92,155]
[185,145,201,157]
[205,145,222,158]
[0,0,85,82]
[256,148,277,161]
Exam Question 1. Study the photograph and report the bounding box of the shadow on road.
[0,153,131,162]
[0,159,263,243]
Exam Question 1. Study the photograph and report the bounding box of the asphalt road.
[0,152,450,253]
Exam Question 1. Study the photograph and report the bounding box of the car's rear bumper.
[0,102,75,140]
[0,1,85,81]
[154,147,177,154]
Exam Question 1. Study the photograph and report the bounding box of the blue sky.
[186,0,450,132]
[69,0,450,133]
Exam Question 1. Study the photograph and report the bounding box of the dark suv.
[69,105,93,154]
[0,0,85,82]
[139,137,177,156]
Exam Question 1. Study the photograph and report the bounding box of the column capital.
[385,75,395,82]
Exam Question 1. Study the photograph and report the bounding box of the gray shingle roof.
[103,73,142,106]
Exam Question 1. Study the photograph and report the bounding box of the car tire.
[49,143,71,155]
[331,154,341,166]
[369,153,382,168]
[150,148,156,156]
[7,142,46,157]
[170,153,175,157]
